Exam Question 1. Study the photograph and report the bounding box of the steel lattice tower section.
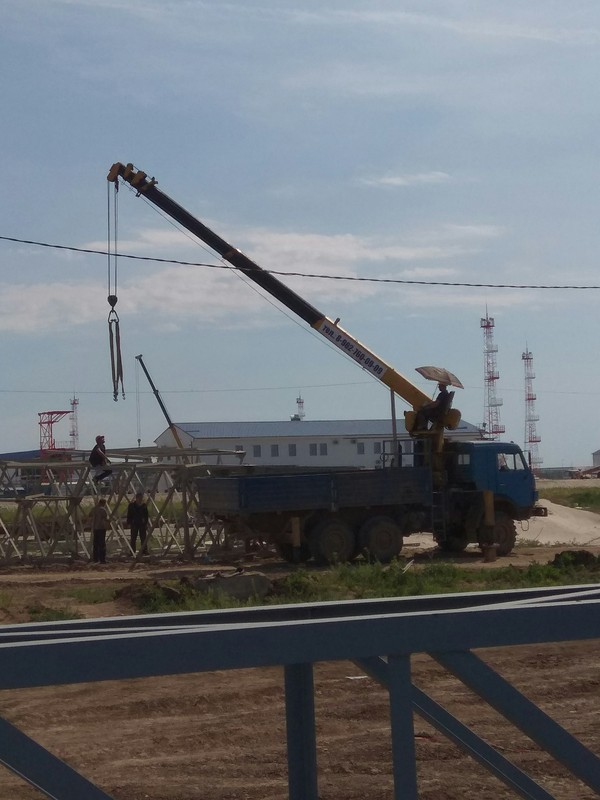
[480,311,505,438]
[38,411,70,458]
[69,396,79,450]
[38,410,70,457]
[522,347,542,471]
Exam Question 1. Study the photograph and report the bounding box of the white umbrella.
[415,365,464,389]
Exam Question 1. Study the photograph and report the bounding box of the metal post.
[390,389,399,467]
[388,654,418,800]
[181,469,191,560]
[284,663,319,800]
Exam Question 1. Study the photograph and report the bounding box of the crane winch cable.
[135,357,142,447]
[107,181,125,402]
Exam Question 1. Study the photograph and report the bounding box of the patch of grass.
[538,486,600,513]
[0,590,13,610]
[57,586,117,604]
[125,554,600,615]
[515,538,543,548]
[123,581,250,614]
[27,604,84,622]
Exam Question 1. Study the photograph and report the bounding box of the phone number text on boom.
[318,322,386,378]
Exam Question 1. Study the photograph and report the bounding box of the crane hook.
[108,297,125,402]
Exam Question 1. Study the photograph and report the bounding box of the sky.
[2,1,600,467]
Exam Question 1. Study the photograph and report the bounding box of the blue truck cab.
[446,440,540,520]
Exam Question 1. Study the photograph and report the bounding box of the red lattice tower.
[39,410,70,458]
[522,347,542,471]
[480,311,505,438]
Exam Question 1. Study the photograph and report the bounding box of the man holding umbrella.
[413,366,464,432]
[415,381,452,430]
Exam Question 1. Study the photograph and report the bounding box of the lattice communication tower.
[69,396,79,450]
[522,347,542,471]
[290,394,305,422]
[480,311,505,438]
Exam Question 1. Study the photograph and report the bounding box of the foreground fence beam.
[284,663,319,800]
[0,595,596,799]
[388,654,418,800]
[434,650,600,795]
[0,717,115,800]
[358,655,555,800]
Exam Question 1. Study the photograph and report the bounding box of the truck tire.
[358,516,403,563]
[274,541,311,564]
[308,518,355,564]
[435,530,470,553]
[491,512,517,556]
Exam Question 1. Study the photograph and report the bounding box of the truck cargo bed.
[195,467,432,514]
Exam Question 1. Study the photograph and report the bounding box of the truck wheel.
[436,530,470,553]
[358,516,403,563]
[309,518,355,564]
[274,541,311,564]
[491,512,517,556]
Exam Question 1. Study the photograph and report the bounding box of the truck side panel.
[334,468,432,507]
[196,467,432,515]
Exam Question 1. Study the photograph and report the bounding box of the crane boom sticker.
[317,319,388,379]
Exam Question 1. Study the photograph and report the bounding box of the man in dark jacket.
[127,492,149,554]
[415,383,452,431]
[89,435,112,484]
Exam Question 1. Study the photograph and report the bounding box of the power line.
[2,234,599,290]
[0,380,376,396]
[0,383,595,397]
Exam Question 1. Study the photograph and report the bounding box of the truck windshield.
[497,452,527,471]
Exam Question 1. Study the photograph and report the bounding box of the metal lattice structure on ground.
[0,448,247,564]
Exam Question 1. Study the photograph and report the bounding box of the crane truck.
[107,162,547,564]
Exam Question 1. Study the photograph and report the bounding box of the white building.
[155,418,482,469]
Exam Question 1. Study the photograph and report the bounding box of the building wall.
[156,430,413,469]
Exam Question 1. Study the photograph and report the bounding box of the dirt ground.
[0,498,598,799]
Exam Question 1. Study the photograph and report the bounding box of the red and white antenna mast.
[69,396,79,450]
[522,346,542,471]
[480,310,505,438]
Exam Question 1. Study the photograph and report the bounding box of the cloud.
[361,171,451,188]
[0,281,102,333]
[21,2,600,47]
[283,63,439,98]
[437,224,504,241]
[0,221,566,336]
[289,7,600,46]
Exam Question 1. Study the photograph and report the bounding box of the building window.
[288,443,297,457]
[357,442,365,455]
[271,444,279,457]
[319,443,328,456]
[374,442,381,454]
[252,445,261,458]
[309,443,317,456]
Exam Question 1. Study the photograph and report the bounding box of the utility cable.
[1,235,599,290]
